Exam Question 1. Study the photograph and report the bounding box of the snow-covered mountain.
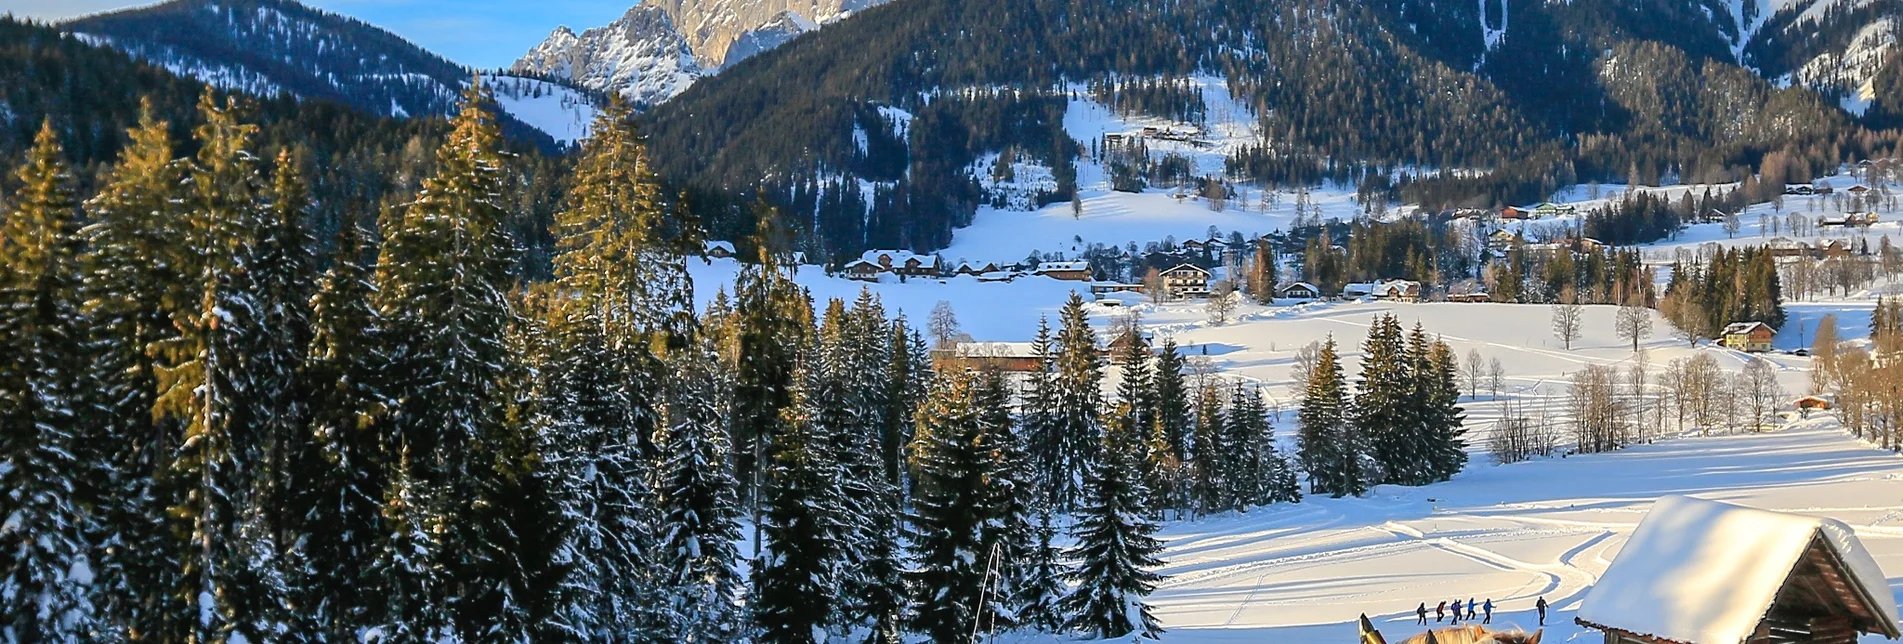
[510,5,704,108]
[59,0,600,145]
[63,0,469,120]
[512,0,888,106]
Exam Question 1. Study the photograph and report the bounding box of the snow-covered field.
[1138,418,1903,643]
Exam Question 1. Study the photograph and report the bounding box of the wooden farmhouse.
[1035,260,1092,281]
[1280,282,1321,300]
[930,342,1042,373]
[1795,395,1833,411]
[1576,496,1899,644]
[703,240,736,259]
[1721,322,1775,353]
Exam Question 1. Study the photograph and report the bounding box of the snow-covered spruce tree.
[752,368,848,644]
[251,148,316,539]
[366,447,449,642]
[1354,314,1409,485]
[1059,402,1166,641]
[906,370,1009,643]
[1223,384,1267,509]
[732,218,812,519]
[656,337,745,643]
[1426,340,1469,482]
[1147,340,1191,513]
[291,222,385,639]
[79,102,193,641]
[1189,381,1226,514]
[1299,337,1363,497]
[1013,506,1070,632]
[368,79,520,638]
[0,120,95,640]
[1021,316,1061,505]
[548,91,686,641]
[976,369,1037,632]
[1051,293,1105,510]
[842,293,907,642]
[151,93,290,642]
[461,310,571,641]
[880,314,923,488]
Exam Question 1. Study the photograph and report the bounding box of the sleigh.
[1359,614,1543,644]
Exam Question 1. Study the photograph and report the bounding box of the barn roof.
[1576,496,1899,644]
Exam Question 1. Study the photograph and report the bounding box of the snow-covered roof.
[1723,321,1773,336]
[1282,281,1319,292]
[704,240,736,253]
[1577,496,1899,644]
[844,259,880,270]
[1036,260,1089,273]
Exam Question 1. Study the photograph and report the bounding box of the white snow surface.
[1576,495,1898,644]
[482,74,599,146]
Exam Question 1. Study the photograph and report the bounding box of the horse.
[1359,613,1543,644]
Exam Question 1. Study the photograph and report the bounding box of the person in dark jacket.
[1450,599,1462,624]
[1417,602,1428,625]
[1482,598,1493,624]
[1436,600,1447,622]
[1536,596,1548,625]
[1466,597,1477,620]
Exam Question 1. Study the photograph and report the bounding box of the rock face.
[513,0,888,105]
[511,4,704,108]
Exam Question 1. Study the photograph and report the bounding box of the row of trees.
[1491,353,1783,464]
[1660,246,1787,342]
[1295,315,1468,497]
[0,84,1182,644]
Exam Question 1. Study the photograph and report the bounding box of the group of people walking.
[1414,596,1548,627]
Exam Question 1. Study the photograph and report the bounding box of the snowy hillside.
[510,5,703,108]
[63,0,468,120]
[483,74,601,146]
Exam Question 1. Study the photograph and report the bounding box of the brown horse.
[1359,614,1543,644]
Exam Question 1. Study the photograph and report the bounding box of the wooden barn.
[1575,496,1899,644]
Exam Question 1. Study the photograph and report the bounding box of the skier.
[1417,602,1428,625]
[1466,597,1477,620]
[1536,596,1548,626]
[1435,600,1447,623]
[1482,598,1493,624]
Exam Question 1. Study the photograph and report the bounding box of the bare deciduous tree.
[929,300,961,349]
[1552,301,1584,350]
[1740,359,1784,432]
[1290,341,1322,401]
[1465,349,1485,399]
[1615,305,1652,353]
[1206,280,1238,325]
[1488,358,1506,400]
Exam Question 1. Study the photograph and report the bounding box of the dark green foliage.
[1059,400,1166,641]
[0,120,94,640]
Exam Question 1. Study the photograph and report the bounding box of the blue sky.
[2,0,632,69]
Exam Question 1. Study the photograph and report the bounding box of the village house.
[1373,279,1422,303]
[1721,321,1775,353]
[1819,239,1854,259]
[1034,260,1091,281]
[1280,282,1321,300]
[1766,237,1812,258]
[1447,292,1491,303]
[859,249,942,278]
[953,260,1000,276]
[843,259,883,281]
[930,342,1042,373]
[1575,496,1898,644]
[1795,395,1833,412]
[703,240,736,259]
[1160,263,1213,298]
[1090,282,1145,298]
[1487,229,1519,252]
